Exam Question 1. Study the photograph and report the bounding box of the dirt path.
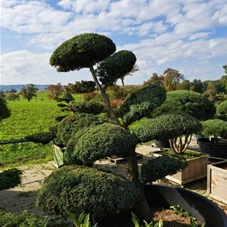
[0,143,226,218]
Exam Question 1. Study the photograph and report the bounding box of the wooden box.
[207,160,227,204]
[152,151,208,185]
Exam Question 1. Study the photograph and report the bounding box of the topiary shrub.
[69,101,105,115]
[119,84,166,126]
[152,90,216,121]
[0,168,23,190]
[64,123,138,166]
[201,119,227,143]
[55,113,109,146]
[131,112,202,153]
[141,155,187,184]
[36,165,138,221]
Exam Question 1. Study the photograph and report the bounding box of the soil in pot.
[98,206,205,227]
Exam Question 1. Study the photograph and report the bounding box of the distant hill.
[0,85,49,92]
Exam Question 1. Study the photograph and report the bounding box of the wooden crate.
[166,156,208,185]
[152,151,208,185]
[207,160,227,204]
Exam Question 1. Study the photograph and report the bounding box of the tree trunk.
[89,66,120,125]
[90,65,152,222]
[127,147,152,222]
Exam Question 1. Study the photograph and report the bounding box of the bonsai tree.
[131,112,202,153]
[201,119,227,144]
[38,33,188,223]
[152,90,216,121]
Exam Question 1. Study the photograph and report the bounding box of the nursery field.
[0,91,77,167]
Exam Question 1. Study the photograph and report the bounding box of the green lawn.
[0,92,73,168]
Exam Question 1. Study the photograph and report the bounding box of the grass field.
[0,91,83,168]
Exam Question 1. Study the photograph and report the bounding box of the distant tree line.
[143,65,227,102]
[1,65,226,103]
[0,84,39,102]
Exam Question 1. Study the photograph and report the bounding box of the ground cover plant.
[36,33,203,226]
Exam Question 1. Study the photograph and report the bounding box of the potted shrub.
[36,33,224,225]
[198,119,227,158]
[132,112,208,185]
[151,90,216,148]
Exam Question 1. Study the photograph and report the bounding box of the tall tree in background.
[68,81,96,94]
[203,81,217,102]
[220,64,227,92]
[190,79,204,93]
[162,68,185,91]
[47,83,63,101]
[20,84,38,102]
[143,72,163,87]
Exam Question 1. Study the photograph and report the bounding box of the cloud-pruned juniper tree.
[39,33,189,222]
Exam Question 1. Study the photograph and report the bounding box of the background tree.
[143,72,163,87]
[162,68,185,91]
[0,90,5,99]
[190,79,204,93]
[47,83,63,101]
[6,92,20,101]
[68,81,96,94]
[20,84,38,102]
[203,81,216,102]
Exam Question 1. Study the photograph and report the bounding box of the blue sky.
[1,0,227,85]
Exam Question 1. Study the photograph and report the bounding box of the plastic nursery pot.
[154,139,171,148]
[197,138,227,159]
[144,184,227,227]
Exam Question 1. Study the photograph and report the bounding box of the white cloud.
[1,0,227,85]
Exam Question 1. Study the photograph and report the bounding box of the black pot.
[144,184,227,227]
[197,138,227,159]
[154,139,170,148]
[99,184,227,227]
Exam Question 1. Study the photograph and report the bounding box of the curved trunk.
[127,147,152,222]
[90,65,152,222]
[169,135,192,153]
[89,66,120,125]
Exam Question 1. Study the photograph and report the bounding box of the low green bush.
[36,165,139,221]
[69,101,105,115]
[0,210,46,227]
[141,156,187,184]
[0,168,23,190]
[55,113,109,146]
[65,123,137,165]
